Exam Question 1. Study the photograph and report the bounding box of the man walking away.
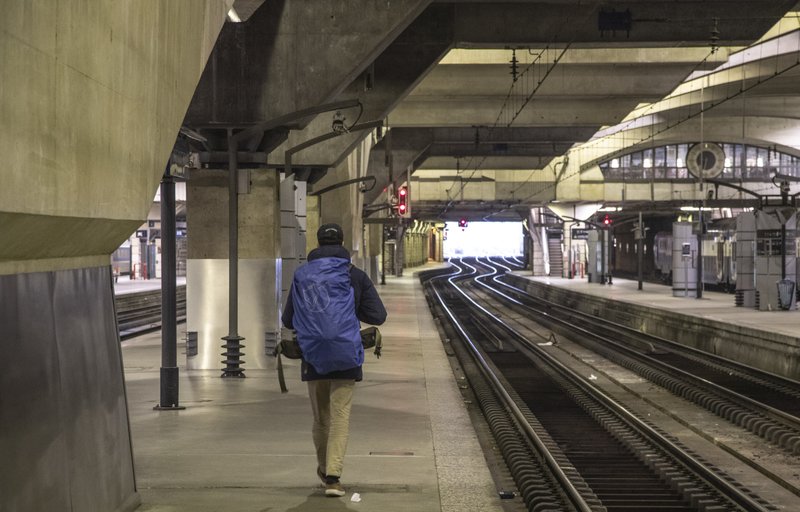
[282,223,387,497]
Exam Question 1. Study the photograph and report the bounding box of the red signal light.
[602,214,612,226]
[397,187,408,216]
[458,218,468,228]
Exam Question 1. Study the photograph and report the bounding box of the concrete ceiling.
[181,0,799,221]
[353,1,797,221]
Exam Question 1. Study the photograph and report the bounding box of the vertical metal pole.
[600,228,606,284]
[567,223,573,278]
[139,238,147,279]
[221,132,246,378]
[781,224,787,280]
[395,220,403,277]
[697,208,703,299]
[380,225,386,285]
[698,74,706,300]
[637,211,643,290]
[229,137,238,337]
[155,170,184,410]
[386,128,394,189]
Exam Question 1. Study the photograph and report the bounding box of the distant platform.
[506,273,800,380]
[512,274,800,339]
[113,275,186,296]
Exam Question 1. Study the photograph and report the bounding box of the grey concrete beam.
[426,126,597,143]
[409,62,703,99]
[446,1,795,47]
[439,47,736,66]
[362,123,591,202]
[646,96,800,127]
[386,126,589,158]
[407,199,536,222]
[607,53,800,126]
[230,0,266,21]
[427,142,573,157]
[420,155,555,170]
[184,0,432,127]
[391,97,641,127]
[364,146,431,202]
[1,0,229,274]
[280,4,454,175]
[284,0,794,214]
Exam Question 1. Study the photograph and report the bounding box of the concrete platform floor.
[123,264,505,512]
[517,274,800,341]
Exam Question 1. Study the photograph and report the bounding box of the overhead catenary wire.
[523,25,800,204]
[440,2,601,216]
[444,12,800,213]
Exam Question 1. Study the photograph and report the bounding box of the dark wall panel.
[0,266,138,512]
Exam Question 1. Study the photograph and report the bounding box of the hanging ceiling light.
[227,8,242,22]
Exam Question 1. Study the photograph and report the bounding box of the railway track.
[473,257,800,460]
[115,286,186,340]
[422,258,794,511]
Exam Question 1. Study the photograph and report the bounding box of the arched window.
[598,143,800,181]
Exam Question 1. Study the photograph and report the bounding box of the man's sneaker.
[316,468,326,485]
[325,481,346,497]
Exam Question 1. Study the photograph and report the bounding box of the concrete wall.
[0,2,230,510]
[1,0,229,275]
[0,267,138,511]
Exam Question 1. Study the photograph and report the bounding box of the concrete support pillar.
[306,196,321,253]
[564,226,574,278]
[366,223,383,283]
[280,174,308,315]
[281,175,298,310]
[296,183,308,267]
[317,140,370,268]
[433,227,444,263]
[394,222,405,277]
[186,169,281,370]
[0,2,228,510]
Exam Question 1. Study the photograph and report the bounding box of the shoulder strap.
[274,340,289,393]
[276,350,288,393]
[273,336,302,393]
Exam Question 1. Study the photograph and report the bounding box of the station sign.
[571,228,589,240]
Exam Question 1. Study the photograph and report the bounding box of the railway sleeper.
[578,333,800,455]
[492,274,800,456]
[554,369,745,511]
[425,266,778,512]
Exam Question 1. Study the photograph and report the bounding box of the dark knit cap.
[317,223,344,245]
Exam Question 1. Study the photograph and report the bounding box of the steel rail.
[490,257,800,396]
[424,264,595,512]
[116,287,187,340]
[475,258,800,452]
[446,258,773,512]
